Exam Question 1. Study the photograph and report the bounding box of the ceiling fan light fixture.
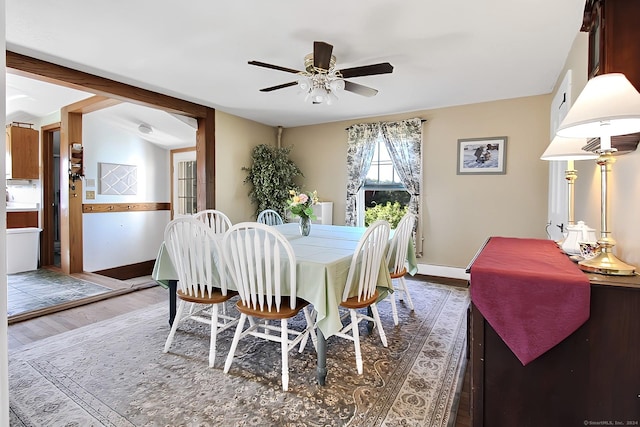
[297,68,344,105]
[326,90,339,105]
[329,78,345,92]
[297,76,312,92]
[310,86,326,104]
[250,41,393,105]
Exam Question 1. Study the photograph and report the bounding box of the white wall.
[81,112,171,272]
[73,108,273,272]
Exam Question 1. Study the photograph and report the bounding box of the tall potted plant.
[243,144,303,219]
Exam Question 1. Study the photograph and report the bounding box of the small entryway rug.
[7,268,113,317]
[9,280,469,427]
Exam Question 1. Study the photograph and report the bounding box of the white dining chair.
[386,213,417,325]
[162,217,239,367]
[222,222,315,391]
[334,220,391,375]
[193,209,232,233]
[257,209,284,226]
[193,209,233,319]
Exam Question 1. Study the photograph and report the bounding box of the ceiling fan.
[248,41,394,104]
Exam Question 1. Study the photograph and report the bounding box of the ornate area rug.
[9,280,469,427]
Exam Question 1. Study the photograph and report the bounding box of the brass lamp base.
[578,251,636,276]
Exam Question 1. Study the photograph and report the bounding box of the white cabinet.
[312,202,333,225]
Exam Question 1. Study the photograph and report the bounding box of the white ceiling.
[5,74,198,148]
[6,0,586,144]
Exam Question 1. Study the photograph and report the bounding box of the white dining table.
[152,222,417,385]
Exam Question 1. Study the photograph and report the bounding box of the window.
[345,118,422,254]
[172,149,197,217]
[365,138,404,187]
[357,137,409,227]
[176,160,197,215]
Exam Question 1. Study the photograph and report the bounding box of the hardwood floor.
[7,285,167,350]
[7,269,159,324]
[456,362,472,427]
[7,274,473,426]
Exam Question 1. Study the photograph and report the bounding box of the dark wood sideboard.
[470,273,640,426]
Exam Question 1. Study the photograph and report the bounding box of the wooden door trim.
[40,123,60,266]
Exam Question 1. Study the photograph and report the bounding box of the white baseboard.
[416,264,470,281]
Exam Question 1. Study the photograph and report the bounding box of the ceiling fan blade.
[314,41,333,70]
[344,81,379,97]
[248,61,302,74]
[259,81,298,92]
[339,62,394,79]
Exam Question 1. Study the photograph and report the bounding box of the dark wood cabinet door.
[7,125,39,179]
[583,0,640,92]
[582,0,640,153]
[7,211,38,228]
[471,279,640,427]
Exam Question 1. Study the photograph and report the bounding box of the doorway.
[171,148,197,218]
[41,124,61,267]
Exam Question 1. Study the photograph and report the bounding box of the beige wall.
[282,95,551,269]
[219,31,640,273]
[215,110,276,223]
[563,33,640,268]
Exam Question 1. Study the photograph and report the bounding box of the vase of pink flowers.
[286,190,318,236]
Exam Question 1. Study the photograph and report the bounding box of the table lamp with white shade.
[556,73,640,275]
[540,136,598,254]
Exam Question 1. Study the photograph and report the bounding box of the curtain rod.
[345,119,426,131]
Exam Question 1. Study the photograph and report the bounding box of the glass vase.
[299,216,311,236]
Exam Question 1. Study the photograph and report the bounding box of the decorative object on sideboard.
[557,73,640,275]
[561,221,597,257]
[578,241,600,260]
[540,136,598,252]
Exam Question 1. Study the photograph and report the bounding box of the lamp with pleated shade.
[556,73,640,275]
[541,136,598,254]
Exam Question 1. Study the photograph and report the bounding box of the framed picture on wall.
[456,136,508,175]
[99,162,138,195]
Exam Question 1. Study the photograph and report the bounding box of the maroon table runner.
[470,237,590,365]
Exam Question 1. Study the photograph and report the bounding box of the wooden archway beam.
[6,51,207,118]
